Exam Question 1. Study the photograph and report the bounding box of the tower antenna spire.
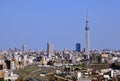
[86,8,89,22]
[87,8,88,19]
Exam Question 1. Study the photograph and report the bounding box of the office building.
[47,42,54,59]
[76,43,81,52]
[22,44,27,52]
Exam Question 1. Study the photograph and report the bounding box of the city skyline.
[0,0,120,50]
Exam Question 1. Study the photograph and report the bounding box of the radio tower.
[85,10,90,58]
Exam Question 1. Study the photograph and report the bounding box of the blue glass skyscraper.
[76,43,81,52]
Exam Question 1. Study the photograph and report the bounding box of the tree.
[0,78,4,81]
[98,55,101,64]
[111,61,120,70]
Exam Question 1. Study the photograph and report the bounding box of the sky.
[0,0,120,50]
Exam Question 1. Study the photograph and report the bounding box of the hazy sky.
[0,0,120,50]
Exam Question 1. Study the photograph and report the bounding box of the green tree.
[0,78,4,81]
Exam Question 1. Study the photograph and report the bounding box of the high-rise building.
[76,43,81,52]
[85,11,90,57]
[47,42,54,59]
[22,44,27,52]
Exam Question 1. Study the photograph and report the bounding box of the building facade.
[47,42,54,59]
[76,43,81,52]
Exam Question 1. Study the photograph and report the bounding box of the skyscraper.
[47,42,54,59]
[22,44,27,52]
[76,43,81,52]
[85,12,90,57]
